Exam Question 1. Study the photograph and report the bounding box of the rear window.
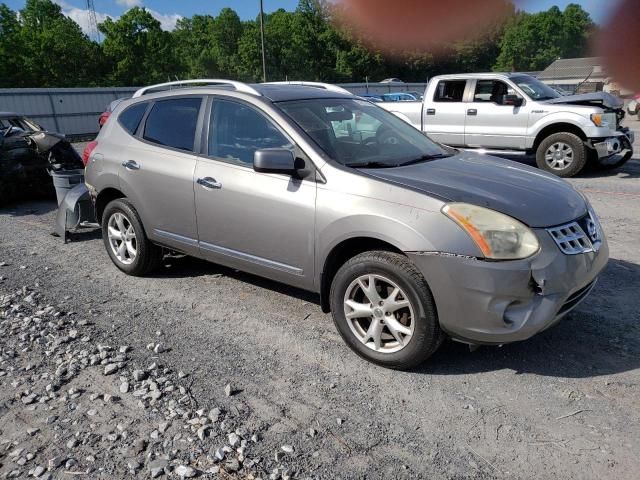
[118,102,148,135]
[433,80,466,102]
[143,98,201,151]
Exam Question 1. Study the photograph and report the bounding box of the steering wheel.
[375,126,400,146]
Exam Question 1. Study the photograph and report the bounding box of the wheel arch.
[319,236,405,313]
[532,122,587,152]
[96,187,126,225]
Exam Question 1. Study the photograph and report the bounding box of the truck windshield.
[511,75,561,101]
[277,98,450,168]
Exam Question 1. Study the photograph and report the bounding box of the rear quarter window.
[118,102,148,135]
[143,98,202,152]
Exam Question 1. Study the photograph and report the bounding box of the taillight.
[82,140,98,166]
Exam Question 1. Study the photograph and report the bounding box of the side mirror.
[254,148,307,177]
[504,94,523,107]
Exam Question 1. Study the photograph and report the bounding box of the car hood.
[542,92,624,110]
[364,152,587,228]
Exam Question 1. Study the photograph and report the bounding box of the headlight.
[591,113,605,127]
[442,203,540,260]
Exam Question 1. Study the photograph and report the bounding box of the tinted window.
[433,80,466,102]
[209,100,292,165]
[473,80,516,104]
[143,98,201,151]
[118,102,148,135]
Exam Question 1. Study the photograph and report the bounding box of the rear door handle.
[467,109,478,116]
[197,177,222,190]
[426,108,436,115]
[122,160,140,170]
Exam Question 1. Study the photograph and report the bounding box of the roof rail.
[264,81,352,95]
[132,79,261,98]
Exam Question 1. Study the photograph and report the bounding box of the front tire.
[102,198,162,276]
[535,132,587,177]
[329,251,443,370]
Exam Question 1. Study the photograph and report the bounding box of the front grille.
[557,279,597,316]
[547,212,602,255]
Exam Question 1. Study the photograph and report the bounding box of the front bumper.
[591,128,634,159]
[408,230,609,345]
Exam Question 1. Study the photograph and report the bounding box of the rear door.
[423,79,468,146]
[464,79,529,149]
[193,97,317,289]
[118,96,204,254]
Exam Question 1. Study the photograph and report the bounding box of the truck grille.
[547,212,602,255]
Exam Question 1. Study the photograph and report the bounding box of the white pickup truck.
[378,73,634,177]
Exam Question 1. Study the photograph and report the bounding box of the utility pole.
[259,0,267,82]
[86,0,100,42]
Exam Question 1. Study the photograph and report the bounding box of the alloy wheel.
[107,212,137,265]
[343,274,415,353]
[545,142,574,170]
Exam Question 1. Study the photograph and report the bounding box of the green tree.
[100,7,179,85]
[494,4,595,71]
[0,4,22,87]
[16,0,102,87]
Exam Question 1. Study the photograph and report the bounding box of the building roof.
[538,57,605,81]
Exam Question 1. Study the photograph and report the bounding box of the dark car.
[0,112,84,205]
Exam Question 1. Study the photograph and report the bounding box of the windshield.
[0,116,41,135]
[277,98,449,168]
[511,75,561,101]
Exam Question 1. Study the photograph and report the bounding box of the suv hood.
[365,151,586,228]
[543,92,623,110]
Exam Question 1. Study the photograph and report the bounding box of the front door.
[194,98,317,289]
[464,79,529,149]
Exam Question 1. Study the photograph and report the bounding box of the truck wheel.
[535,132,587,177]
[102,198,163,276]
[329,250,444,370]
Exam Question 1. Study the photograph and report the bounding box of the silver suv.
[85,79,608,369]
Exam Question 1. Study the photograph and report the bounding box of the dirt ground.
[0,124,639,479]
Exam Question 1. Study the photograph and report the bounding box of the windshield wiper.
[344,161,399,169]
[397,153,452,167]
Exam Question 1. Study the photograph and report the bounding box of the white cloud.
[54,0,112,37]
[53,1,181,35]
[148,9,182,31]
[116,0,142,7]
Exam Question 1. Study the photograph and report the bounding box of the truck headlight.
[590,113,609,127]
[442,203,540,260]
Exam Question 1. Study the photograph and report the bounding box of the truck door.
[464,79,529,149]
[423,79,468,146]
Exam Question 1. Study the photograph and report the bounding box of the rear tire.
[102,198,162,276]
[329,251,443,370]
[535,132,587,177]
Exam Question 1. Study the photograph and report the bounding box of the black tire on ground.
[101,198,163,276]
[329,250,443,370]
[535,132,587,177]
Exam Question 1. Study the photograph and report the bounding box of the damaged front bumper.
[589,128,634,159]
[407,231,609,345]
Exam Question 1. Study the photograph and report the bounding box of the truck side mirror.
[504,94,523,107]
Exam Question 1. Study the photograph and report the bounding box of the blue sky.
[2,0,620,33]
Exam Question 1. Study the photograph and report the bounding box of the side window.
[209,100,292,165]
[143,98,201,151]
[118,102,148,135]
[433,80,467,102]
[473,80,516,105]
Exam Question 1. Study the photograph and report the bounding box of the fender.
[526,111,591,149]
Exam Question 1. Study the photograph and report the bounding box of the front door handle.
[197,177,222,190]
[426,108,436,115]
[467,109,478,116]
[122,160,140,170]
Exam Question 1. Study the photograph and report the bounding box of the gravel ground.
[0,124,638,479]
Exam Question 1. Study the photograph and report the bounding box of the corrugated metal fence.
[0,83,428,138]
